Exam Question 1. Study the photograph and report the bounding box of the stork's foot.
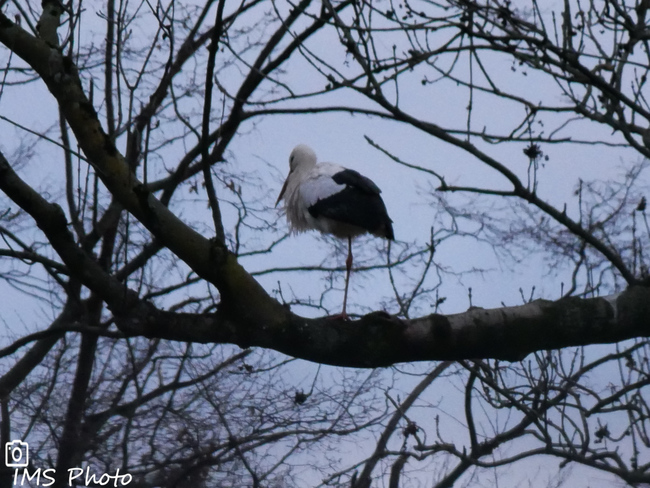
[327,312,351,321]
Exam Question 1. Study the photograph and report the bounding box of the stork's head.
[289,144,317,172]
[276,145,318,207]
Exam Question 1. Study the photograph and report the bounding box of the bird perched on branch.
[276,144,394,319]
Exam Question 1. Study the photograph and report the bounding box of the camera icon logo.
[5,440,29,468]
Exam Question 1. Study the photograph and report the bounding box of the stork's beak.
[275,176,289,207]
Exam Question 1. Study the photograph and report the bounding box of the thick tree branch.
[116,288,649,367]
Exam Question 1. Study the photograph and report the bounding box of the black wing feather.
[331,169,381,195]
[308,169,394,239]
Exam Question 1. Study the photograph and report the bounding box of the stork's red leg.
[341,236,353,318]
[328,237,353,321]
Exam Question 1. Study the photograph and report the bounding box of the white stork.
[276,144,394,319]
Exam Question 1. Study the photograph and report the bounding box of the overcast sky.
[0,1,646,486]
